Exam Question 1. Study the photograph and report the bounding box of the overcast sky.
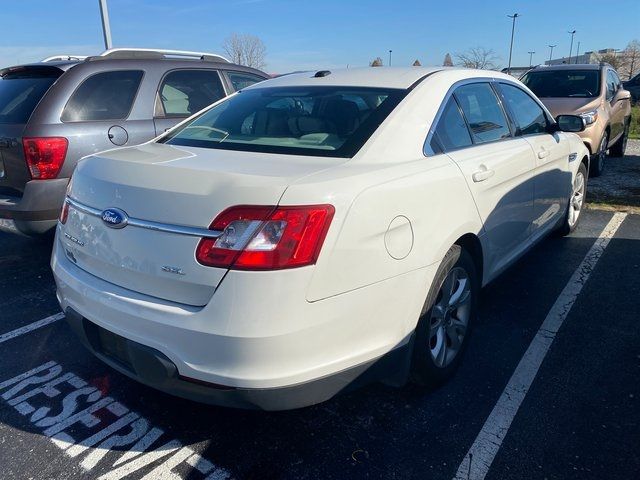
[1,0,639,73]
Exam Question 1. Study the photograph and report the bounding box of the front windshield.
[160,86,407,158]
[521,70,601,98]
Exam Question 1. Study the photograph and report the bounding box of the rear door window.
[454,83,512,144]
[432,97,473,151]
[0,69,61,124]
[156,70,225,117]
[61,70,143,122]
[226,71,266,91]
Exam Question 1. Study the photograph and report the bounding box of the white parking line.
[453,212,627,480]
[0,312,64,344]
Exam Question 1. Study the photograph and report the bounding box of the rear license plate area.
[84,320,134,372]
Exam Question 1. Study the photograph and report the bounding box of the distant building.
[545,48,621,66]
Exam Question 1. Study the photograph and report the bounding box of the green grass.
[630,105,640,139]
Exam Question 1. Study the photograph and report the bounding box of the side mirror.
[614,88,632,102]
[555,115,585,133]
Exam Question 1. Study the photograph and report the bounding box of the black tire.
[411,245,478,387]
[609,120,630,158]
[557,162,588,236]
[590,132,608,177]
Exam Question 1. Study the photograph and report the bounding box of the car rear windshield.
[0,69,61,124]
[521,70,601,98]
[160,86,407,158]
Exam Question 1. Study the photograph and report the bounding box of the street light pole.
[388,50,392,67]
[507,13,520,75]
[98,0,113,50]
[528,51,535,67]
[548,44,557,64]
[576,41,581,63]
[568,30,576,64]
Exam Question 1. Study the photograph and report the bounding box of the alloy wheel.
[429,267,471,368]
[596,135,607,171]
[568,169,585,228]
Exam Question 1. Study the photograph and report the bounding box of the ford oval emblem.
[101,208,129,229]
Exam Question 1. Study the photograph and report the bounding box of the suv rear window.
[161,86,406,158]
[62,70,143,122]
[521,70,601,98]
[0,69,61,124]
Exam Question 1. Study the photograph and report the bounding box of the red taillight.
[196,204,335,270]
[59,201,70,224]
[23,137,68,180]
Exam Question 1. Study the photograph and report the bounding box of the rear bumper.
[65,308,414,410]
[0,178,67,235]
[52,228,435,408]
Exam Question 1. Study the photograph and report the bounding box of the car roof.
[249,67,443,89]
[245,67,527,90]
[1,57,268,78]
[530,64,603,71]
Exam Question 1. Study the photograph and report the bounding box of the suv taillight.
[23,137,68,180]
[196,205,335,270]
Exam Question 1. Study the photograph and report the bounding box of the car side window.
[61,70,143,122]
[453,83,511,144]
[156,70,225,117]
[611,71,622,91]
[498,83,548,136]
[432,96,473,151]
[227,71,266,91]
[606,71,617,101]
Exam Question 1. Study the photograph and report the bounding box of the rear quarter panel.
[281,155,482,304]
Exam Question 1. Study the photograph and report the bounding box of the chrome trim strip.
[65,197,222,238]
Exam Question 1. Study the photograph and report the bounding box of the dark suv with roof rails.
[0,48,268,236]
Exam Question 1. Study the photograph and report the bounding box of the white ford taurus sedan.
[52,67,589,410]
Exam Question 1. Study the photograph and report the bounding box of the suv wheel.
[411,245,478,387]
[609,120,630,158]
[590,132,608,177]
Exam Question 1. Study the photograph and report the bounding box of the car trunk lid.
[61,142,343,306]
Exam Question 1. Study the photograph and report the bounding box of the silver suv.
[0,48,268,235]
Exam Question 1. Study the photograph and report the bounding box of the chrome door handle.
[538,149,550,159]
[472,168,495,182]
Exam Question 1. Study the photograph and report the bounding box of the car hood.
[537,97,601,118]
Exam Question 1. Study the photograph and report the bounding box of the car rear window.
[0,69,61,124]
[521,70,601,98]
[61,70,143,122]
[161,86,406,158]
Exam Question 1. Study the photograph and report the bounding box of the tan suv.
[521,64,632,176]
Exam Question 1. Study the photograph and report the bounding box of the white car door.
[430,82,536,277]
[497,82,572,238]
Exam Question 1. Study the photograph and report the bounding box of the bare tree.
[370,57,383,67]
[443,53,453,67]
[454,47,500,70]
[595,52,625,71]
[222,33,267,70]
[622,40,640,80]
[412,59,422,66]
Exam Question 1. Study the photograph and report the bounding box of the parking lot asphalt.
[0,208,638,480]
